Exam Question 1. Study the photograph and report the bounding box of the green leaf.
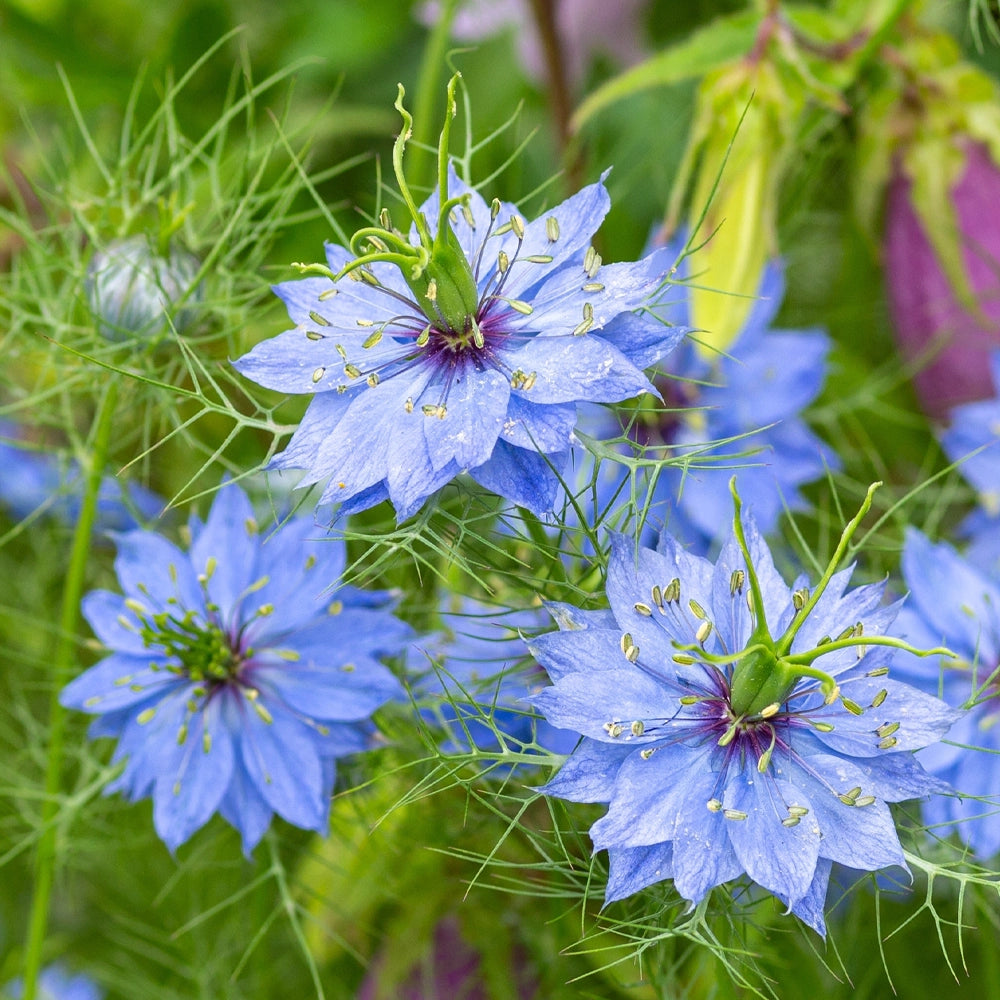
[571,11,760,132]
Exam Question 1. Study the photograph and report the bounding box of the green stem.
[22,378,120,999]
[411,0,461,193]
[775,481,881,657]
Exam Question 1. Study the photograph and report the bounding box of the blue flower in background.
[571,238,835,552]
[940,350,1000,572]
[531,492,955,935]
[895,529,1000,858]
[408,597,576,759]
[5,965,103,1000]
[0,423,162,532]
[235,83,683,522]
[61,482,410,853]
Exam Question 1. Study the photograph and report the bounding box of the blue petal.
[792,755,905,871]
[219,756,276,855]
[722,772,820,907]
[528,627,625,682]
[80,589,154,655]
[498,395,577,453]
[788,858,833,937]
[539,738,632,803]
[670,795,745,905]
[112,529,203,615]
[60,653,179,713]
[419,365,510,470]
[532,669,676,744]
[233,695,327,832]
[152,696,234,852]
[469,440,565,514]
[590,742,714,850]
[504,334,652,405]
[190,483,259,624]
[253,656,402,722]
[605,842,675,903]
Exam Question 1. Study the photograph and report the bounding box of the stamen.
[510,214,525,239]
[723,809,748,821]
[633,602,653,616]
[875,720,900,738]
[546,216,560,242]
[306,331,325,341]
[362,329,383,349]
[870,689,888,708]
[729,570,745,596]
[706,798,723,812]
[311,367,325,384]
[688,599,707,620]
[630,720,645,736]
[792,587,809,610]
[308,310,330,326]
[603,721,624,738]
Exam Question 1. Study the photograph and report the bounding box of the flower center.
[133,605,241,684]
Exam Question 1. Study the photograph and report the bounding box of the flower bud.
[856,31,1000,418]
[85,235,202,342]
[884,140,1000,419]
[666,58,793,357]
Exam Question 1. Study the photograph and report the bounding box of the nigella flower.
[894,529,1000,858]
[939,350,1000,572]
[571,236,835,552]
[531,482,956,935]
[408,597,576,758]
[5,965,103,1000]
[0,421,162,532]
[60,482,410,853]
[234,78,683,522]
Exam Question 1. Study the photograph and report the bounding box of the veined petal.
[469,441,564,514]
[723,772,820,907]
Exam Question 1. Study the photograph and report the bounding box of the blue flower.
[572,237,836,552]
[531,485,956,935]
[408,597,576,758]
[5,965,103,1000]
[894,528,1000,858]
[234,81,682,522]
[940,350,1000,572]
[60,482,410,853]
[0,422,162,532]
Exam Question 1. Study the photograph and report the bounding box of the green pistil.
[724,478,956,718]
[331,74,480,336]
[138,611,238,683]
